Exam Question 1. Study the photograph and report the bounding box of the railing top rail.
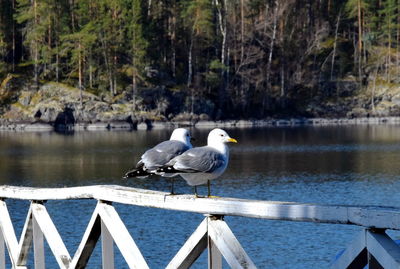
[0,185,399,230]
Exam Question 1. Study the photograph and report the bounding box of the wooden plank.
[17,206,33,266]
[0,185,98,200]
[97,202,149,269]
[330,230,367,269]
[94,186,400,231]
[208,218,256,269]
[70,204,102,269]
[31,203,71,268]
[32,216,45,269]
[366,229,400,269]
[101,220,114,269]
[1,185,400,230]
[166,218,208,269]
[0,200,19,264]
[208,237,222,269]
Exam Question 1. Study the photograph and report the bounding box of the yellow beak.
[227,138,238,143]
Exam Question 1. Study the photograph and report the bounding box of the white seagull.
[157,128,237,197]
[123,128,193,193]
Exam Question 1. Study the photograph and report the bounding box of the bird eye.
[220,134,224,137]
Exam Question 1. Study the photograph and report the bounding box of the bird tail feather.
[123,164,152,179]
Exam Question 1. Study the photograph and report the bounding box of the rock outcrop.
[1,81,172,130]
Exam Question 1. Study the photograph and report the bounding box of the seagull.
[123,128,193,194]
[157,128,237,197]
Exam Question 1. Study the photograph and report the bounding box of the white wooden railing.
[0,185,399,268]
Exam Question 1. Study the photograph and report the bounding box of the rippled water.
[1,125,400,268]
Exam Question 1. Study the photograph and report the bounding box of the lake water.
[1,125,400,268]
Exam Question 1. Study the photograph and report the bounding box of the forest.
[0,0,400,120]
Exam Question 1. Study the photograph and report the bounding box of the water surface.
[1,125,400,268]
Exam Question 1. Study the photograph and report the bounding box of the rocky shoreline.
[2,77,400,132]
[1,116,400,132]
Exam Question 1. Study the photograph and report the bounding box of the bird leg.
[170,178,175,195]
[194,186,199,198]
[207,180,219,198]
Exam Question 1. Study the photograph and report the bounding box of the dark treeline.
[0,0,399,119]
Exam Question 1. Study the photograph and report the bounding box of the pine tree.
[123,0,147,109]
[181,0,214,113]
[345,0,369,83]
[380,0,397,80]
[60,0,97,106]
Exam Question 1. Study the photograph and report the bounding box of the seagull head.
[170,128,192,146]
[207,128,237,147]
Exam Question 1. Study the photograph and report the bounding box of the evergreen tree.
[123,0,148,109]
[15,0,61,85]
[379,0,398,80]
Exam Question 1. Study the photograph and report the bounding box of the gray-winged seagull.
[123,128,193,193]
[157,128,237,197]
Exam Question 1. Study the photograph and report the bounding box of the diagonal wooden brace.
[166,218,208,269]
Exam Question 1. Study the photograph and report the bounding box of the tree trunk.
[331,9,341,83]
[280,63,285,98]
[11,0,15,72]
[147,0,152,17]
[113,53,117,95]
[78,42,83,108]
[56,41,59,82]
[357,0,362,53]
[215,0,227,111]
[69,0,75,32]
[187,32,194,87]
[89,54,93,88]
[33,0,38,89]
[357,0,363,85]
[397,8,399,78]
[387,10,392,81]
[132,55,137,111]
[371,67,379,113]
[240,0,244,63]
[171,1,176,78]
[262,1,278,113]
[100,34,113,95]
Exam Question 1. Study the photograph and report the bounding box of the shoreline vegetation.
[2,2,400,131]
[1,117,400,132]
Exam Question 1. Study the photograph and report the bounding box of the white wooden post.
[101,219,114,269]
[32,216,45,269]
[207,215,222,269]
[97,202,149,269]
[208,237,222,269]
[0,227,5,269]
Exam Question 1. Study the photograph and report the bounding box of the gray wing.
[140,140,190,170]
[169,146,226,173]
